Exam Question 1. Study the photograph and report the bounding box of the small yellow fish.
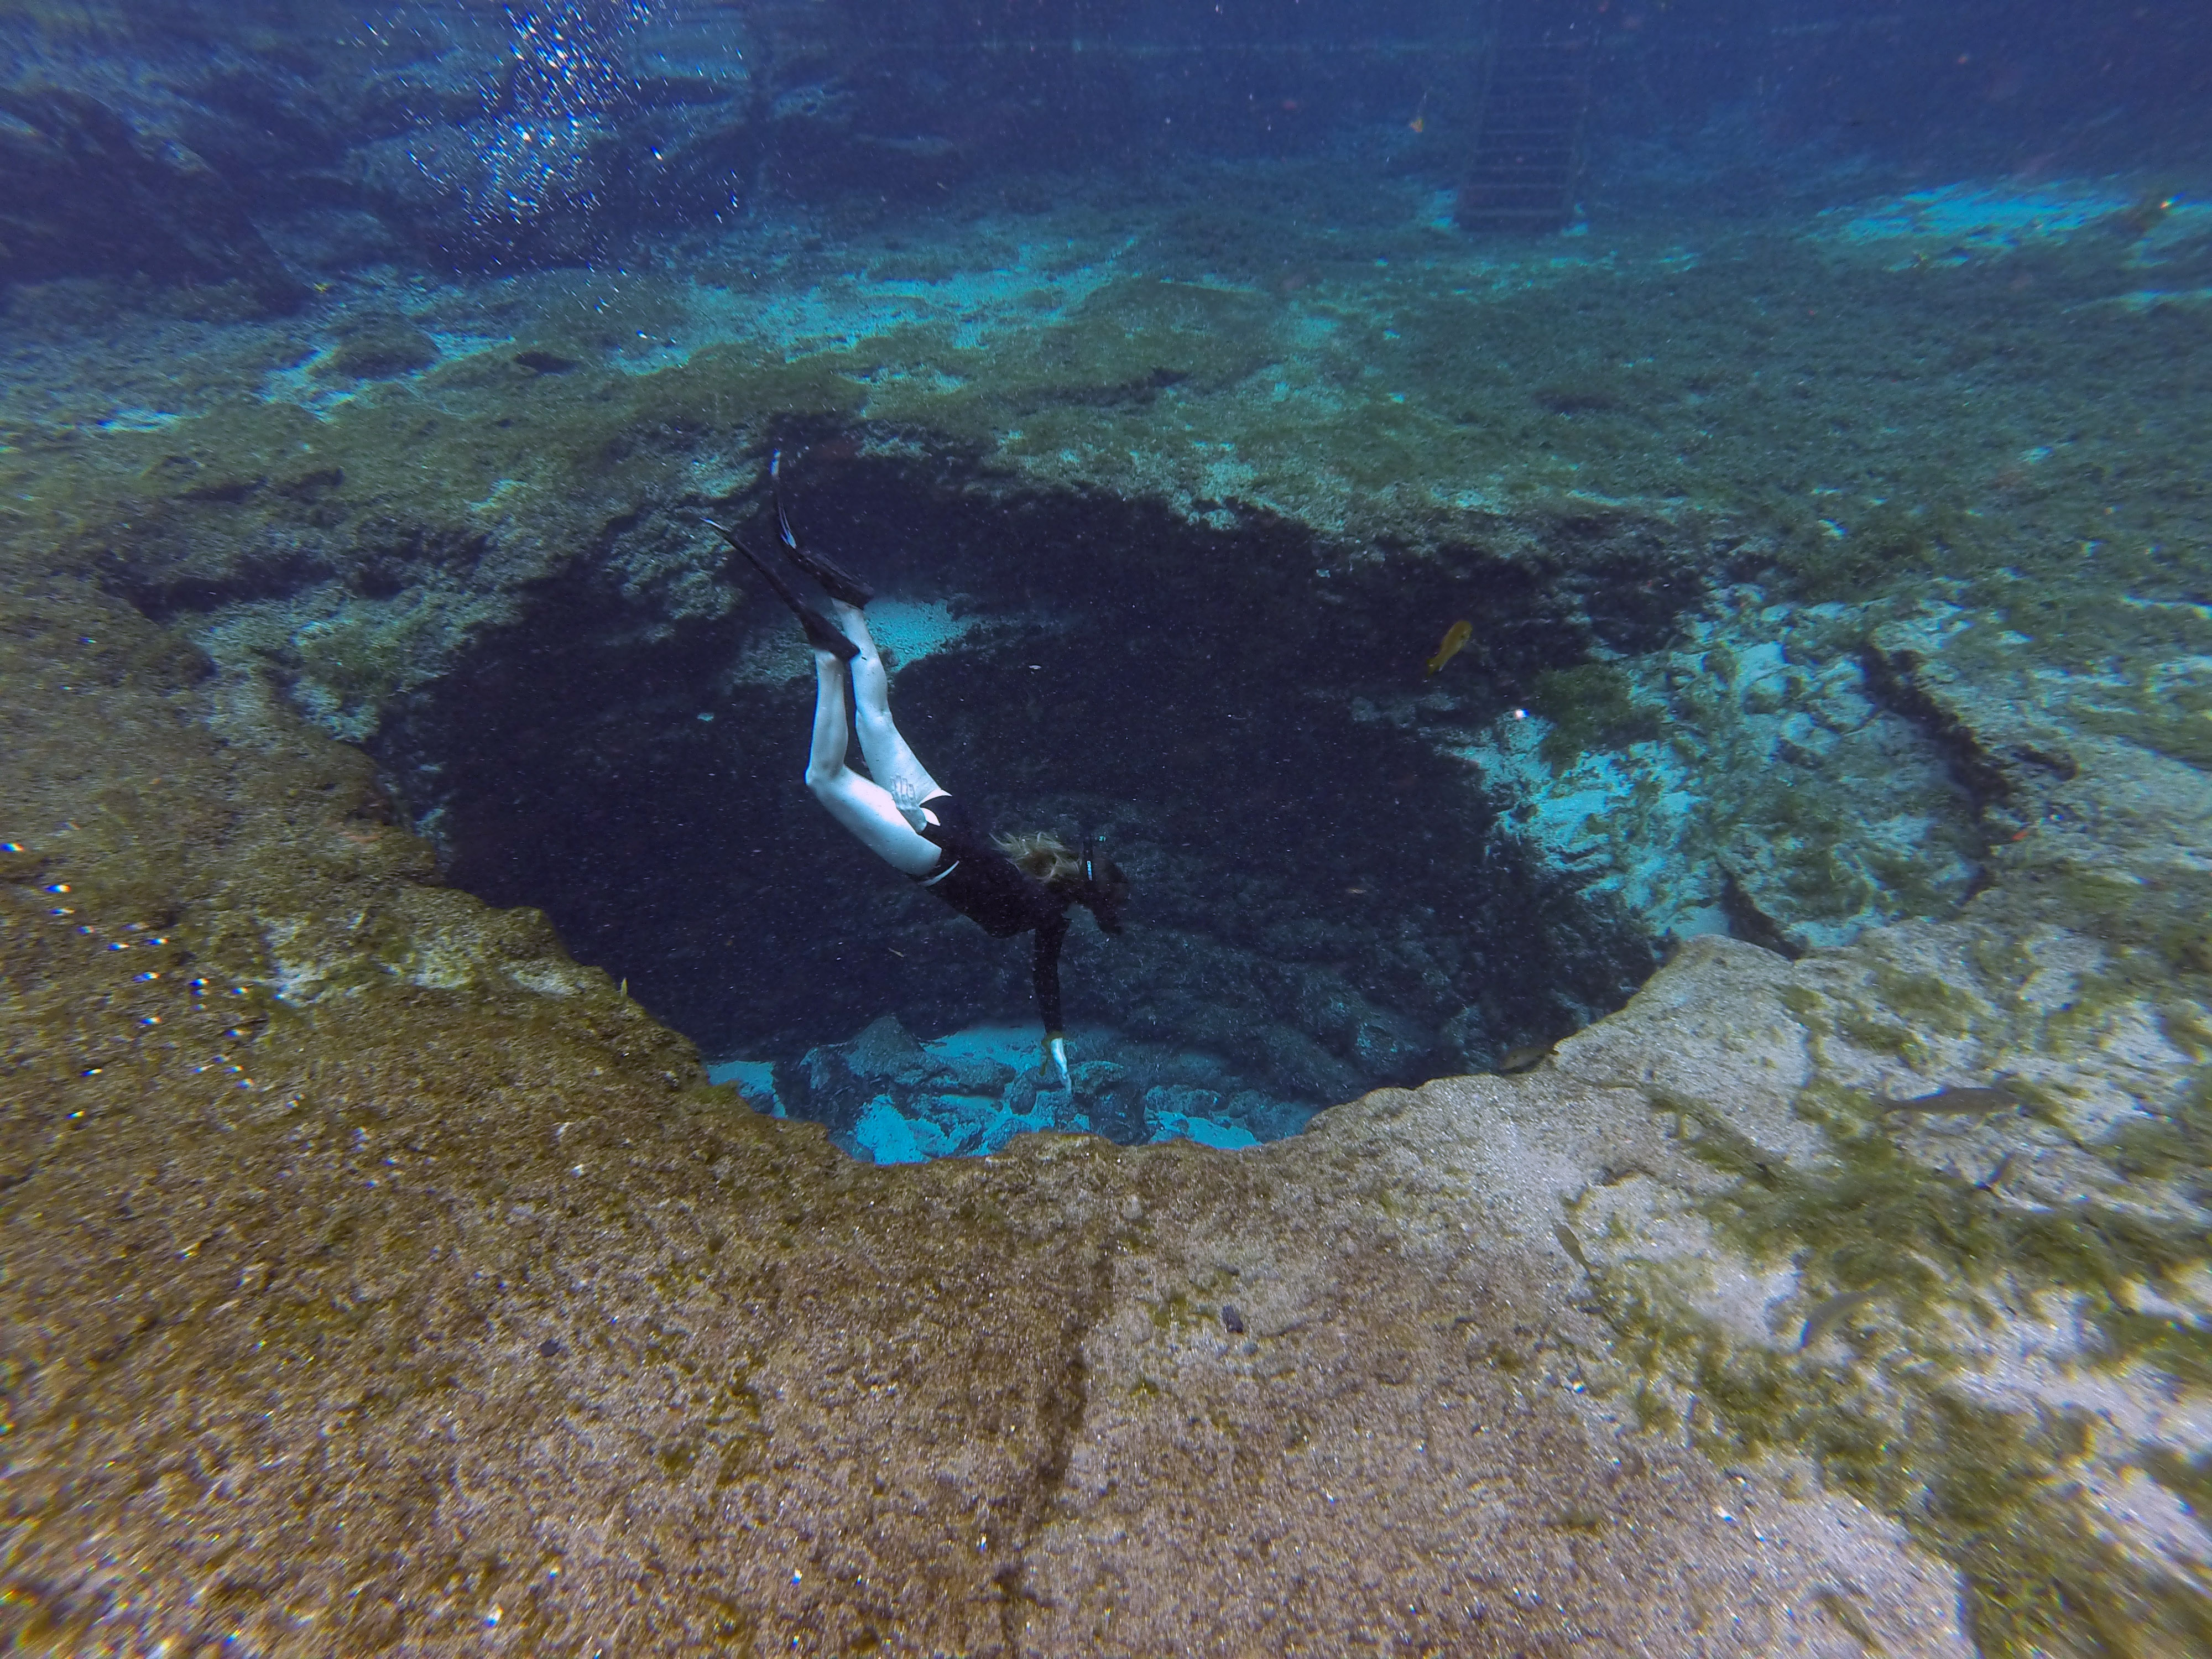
[1425,618,1473,677]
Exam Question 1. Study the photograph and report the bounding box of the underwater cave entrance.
[373,453,1674,1155]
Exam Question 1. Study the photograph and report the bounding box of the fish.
[1554,1223,1591,1274]
[1798,1287,1879,1350]
[1425,618,1474,677]
[1494,1040,1557,1074]
[1808,1588,1882,1652]
[1870,1084,2022,1118]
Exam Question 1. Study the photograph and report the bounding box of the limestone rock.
[844,1011,932,1082]
[0,82,304,307]
[0,560,1982,1657]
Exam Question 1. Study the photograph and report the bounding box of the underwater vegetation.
[1551,925,2212,1659]
[2,0,2211,1640]
[1527,661,1663,770]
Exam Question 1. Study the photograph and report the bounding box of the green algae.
[1808,1585,1884,1654]
[1865,965,1983,1037]
[1883,1398,2208,1659]
[1721,1130,2202,1323]
[2095,1307,2212,1393]
[2153,1001,2212,1061]
[1600,1246,2212,1656]
[1648,1089,1784,1188]
[855,276,1304,493]
[6,199,2205,727]
[1528,661,1663,769]
[2100,1099,2212,1194]
[2074,679,2212,772]
[1770,499,1981,606]
[321,316,440,382]
[1545,1505,1609,1535]
[1598,1047,2212,1655]
[2141,1444,2212,1528]
[290,601,454,732]
[2,328,871,593]
[1831,1010,1931,1065]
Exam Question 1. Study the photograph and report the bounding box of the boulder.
[0,83,304,308]
[843,1012,932,1083]
[0,562,2106,1657]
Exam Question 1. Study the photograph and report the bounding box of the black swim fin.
[704,518,858,661]
[770,448,875,607]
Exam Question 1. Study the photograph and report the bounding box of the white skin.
[803,601,947,874]
[803,599,1070,1085]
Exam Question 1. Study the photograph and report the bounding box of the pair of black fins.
[703,451,872,660]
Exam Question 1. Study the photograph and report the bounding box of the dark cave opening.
[372,453,1693,1120]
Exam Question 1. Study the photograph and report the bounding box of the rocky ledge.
[6,504,2210,1654]
[4,160,2211,1653]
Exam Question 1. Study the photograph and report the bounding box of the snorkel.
[1077,831,1127,935]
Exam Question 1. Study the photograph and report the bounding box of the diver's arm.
[1033,910,1070,1084]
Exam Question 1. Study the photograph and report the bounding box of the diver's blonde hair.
[996,830,1084,886]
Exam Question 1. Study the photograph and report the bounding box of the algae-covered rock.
[0,569,1982,1656]
[6,170,2211,1655]
[0,80,306,309]
[319,314,440,380]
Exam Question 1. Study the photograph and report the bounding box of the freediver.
[705,455,1128,1088]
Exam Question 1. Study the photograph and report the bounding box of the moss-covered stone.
[1546,933,2212,1659]
[5,165,2211,1655]
[0,572,1976,1654]
[320,316,440,380]
[1768,498,1981,606]
[1529,661,1664,768]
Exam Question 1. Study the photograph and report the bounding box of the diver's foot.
[706,516,858,658]
[769,447,877,605]
[778,520,876,607]
[828,598,878,657]
[798,602,860,660]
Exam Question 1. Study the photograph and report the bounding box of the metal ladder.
[1455,22,1594,234]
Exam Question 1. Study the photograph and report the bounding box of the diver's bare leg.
[835,601,947,813]
[804,649,940,875]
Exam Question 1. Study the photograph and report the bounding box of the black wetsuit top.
[909,795,1072,1030]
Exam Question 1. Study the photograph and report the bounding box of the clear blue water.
[5,0,2209,1165]
[10,7,2212,1653]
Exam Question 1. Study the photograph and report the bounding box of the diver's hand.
[1043,1034,1070,1088]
